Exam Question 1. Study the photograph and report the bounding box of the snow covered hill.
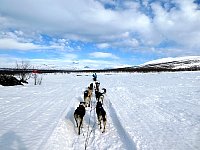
[0,72,200,150]
[141,56,200,70]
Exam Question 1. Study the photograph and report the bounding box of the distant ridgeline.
[0,64,200,75]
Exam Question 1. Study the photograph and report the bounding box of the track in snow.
[107,99,137,150]
[44,90,135,150]
[43,80,137,150]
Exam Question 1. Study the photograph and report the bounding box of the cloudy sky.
[0,0,200,69]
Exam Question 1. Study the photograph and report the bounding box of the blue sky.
[0,0,200,69]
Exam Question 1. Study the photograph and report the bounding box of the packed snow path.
[0,72,200,150]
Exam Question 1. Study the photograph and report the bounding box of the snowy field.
[0,72,200,150]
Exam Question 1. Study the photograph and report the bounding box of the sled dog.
[95,88,106,104]
[84,90,91,107]
[89,83,93,91]
[95,82,100,92]
[96,101,106,133]
[88,87,93,98]
[74,102,86,135]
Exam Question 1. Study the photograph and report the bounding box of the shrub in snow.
[0,74,23,86]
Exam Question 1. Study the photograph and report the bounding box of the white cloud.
[0,0,153,45]
[0,38,43,50]
[96,43,110,49]
[89,52,119,59]
[0,55,19,68]
[151,0,200,49]
[114,38,139,48]
[48,38,74,52]
[0,54,124,69]
[0,0,200,58]
[62,53,78,60]
[76,58,127,69]
[0,33,75,51]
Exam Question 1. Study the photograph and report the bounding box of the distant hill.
[139,56,200,71]
[1,56,200,74]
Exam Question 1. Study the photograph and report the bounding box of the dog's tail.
[102,88,106,94]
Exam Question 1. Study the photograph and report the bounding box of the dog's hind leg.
[88,99,90,107]
[74,114,78,127]
[99,122,102,129]
[98,117,102,129]
[78,125,80,135]
[100,95,104,105]
[78,119,83,135]
[102,116,106,133]
[102,120,106,133]
[75,119,78,127]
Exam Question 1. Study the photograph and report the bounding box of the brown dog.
[84,90,91,107]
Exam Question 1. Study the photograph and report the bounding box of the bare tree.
[32,70,43,85]
[16,60,32,83]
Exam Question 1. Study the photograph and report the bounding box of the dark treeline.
[0,66,200,75]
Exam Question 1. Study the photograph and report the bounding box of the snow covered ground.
[0,72,200,150]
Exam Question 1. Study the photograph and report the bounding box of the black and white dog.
[95,88,106,104]
[96,101,107,133]
[74,102,86,135]
[94,81,100,92]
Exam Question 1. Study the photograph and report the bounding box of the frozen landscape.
[0,71,200,150]
[1,0,200,149]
